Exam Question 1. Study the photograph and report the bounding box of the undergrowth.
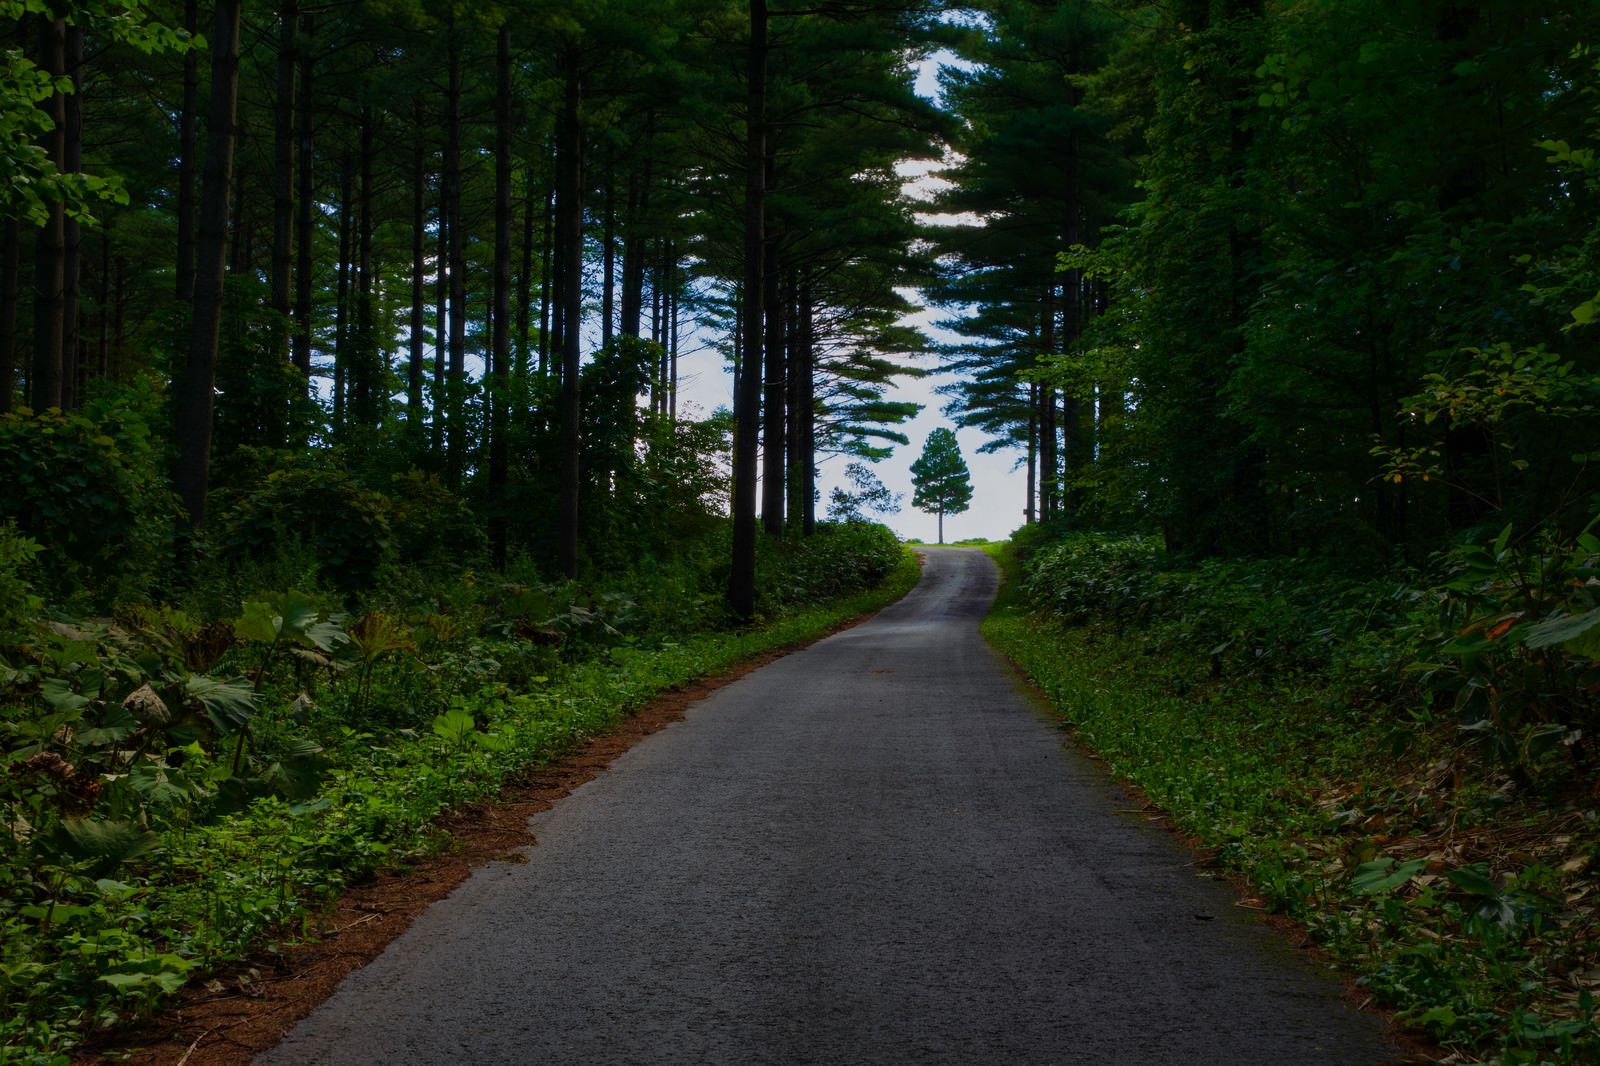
[982,539,1600,1066]
[0,528,915,1065]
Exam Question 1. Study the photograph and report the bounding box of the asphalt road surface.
[259,547,1401,1066]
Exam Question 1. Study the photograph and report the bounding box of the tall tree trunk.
[729,0,766,618]
[601,171,615,348]
[332,155,351,429]
[292,12,314,377]
[1026,381,1038,524]
[785,275,806,534]
[518,175,534,371]
[444,21,465,487]
[798,285,815,535]
[760,234,785,535]
[620,149,652,338]
[489,24,513,569]
[539,184,553,376]
[0,220,18,412]
[433,188,448,455]
[174,0,242,533]
[176,0,199,304]
[59,21,83,411]
[1038,292,1057,519]
[408,106,427,435]
[270,0,297,380]
[352,105,377,426]
[668,260,679,423]
[555,50,585,579]
[31,16,66,412]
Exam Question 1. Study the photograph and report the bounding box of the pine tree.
[910,427,972,545]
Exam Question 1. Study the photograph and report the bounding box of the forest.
[1,0,1598,1062]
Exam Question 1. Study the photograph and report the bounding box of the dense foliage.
[990,538,1600,1065]
[931,1,1599,564]
[0,504,910,1062]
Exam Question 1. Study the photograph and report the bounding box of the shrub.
[218,467,392,593]
[0,387,177,606]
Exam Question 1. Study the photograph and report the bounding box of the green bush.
[218,467,392,593]
[387,469,487,568]
[0,521,43,638]
[0,385,176,606]
[759,521,903,608]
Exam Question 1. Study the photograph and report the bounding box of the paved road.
[259,547,1401,1066]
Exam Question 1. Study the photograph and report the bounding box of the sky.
[666,50,1027,545]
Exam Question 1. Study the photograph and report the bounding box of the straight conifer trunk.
[729,0,766,618]
[445,25,466,486]
[761,240,785,535]
[408,109,427,430]
[292,13,314,377]
[176,0,198,304]
[31,16,65,412]
[0,220,18,412]
[556,51,585,579]
[490,24,513,569]
[270,0,298,376]
[174,0,242,532]
[60,22,83,411]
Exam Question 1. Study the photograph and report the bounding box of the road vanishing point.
[258,547,1403,1066]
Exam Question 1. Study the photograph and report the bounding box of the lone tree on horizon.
[910,428,973,544]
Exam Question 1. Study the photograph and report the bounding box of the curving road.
[259,547,1401,1066]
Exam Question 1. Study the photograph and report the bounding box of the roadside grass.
[0,549,921,1066]
[980,542,1600,1066]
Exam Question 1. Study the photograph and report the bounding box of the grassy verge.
[1,549,921,1066]
[980,542,1598,1066]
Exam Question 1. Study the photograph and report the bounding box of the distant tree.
[910,428,972,545]
[827,460,901,523]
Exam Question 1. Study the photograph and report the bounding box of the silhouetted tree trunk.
[489,24,513,569]
[729,0,766,618]
[556,49,585,579]
[176,0,199,304]
[292,12,314,377]
[408,103,427,434]
[60,22,83,410]
[332,154,351,428]
[445,22,466,487]
[270,0,297,381]
[761,234,785,535]
[31,16,66,412]
[174,0,242,532]
[0,220,17,412]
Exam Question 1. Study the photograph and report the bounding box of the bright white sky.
[673,50,1026,545]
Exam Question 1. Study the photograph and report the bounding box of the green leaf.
[54,818,161,868]
[75,703,139,747]
[185,674,257,734]
[39,677,90,713]
[1446,863,1497,896]
[431,707,477,746]
[1352,857,1427,894]
[1522,608,1600,651]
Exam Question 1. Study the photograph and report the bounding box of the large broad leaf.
[39,678,90,714]
[236,591,348,652]
[48,818,162,872]
[1352,857,1428,894]
[234,598,283,645]
[74,702,139,747]
[1446,863,1498,897]
[1522,607,1600,654]
[185,674,257,734]
[277,591,346,651]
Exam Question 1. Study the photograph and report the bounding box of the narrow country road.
[258,547,1401,1066]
